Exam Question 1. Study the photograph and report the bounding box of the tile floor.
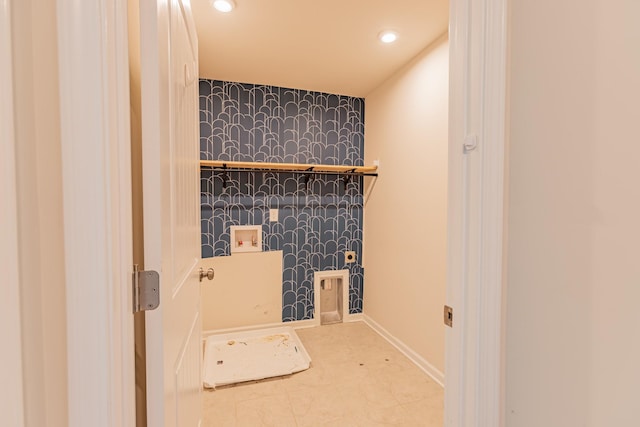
[202,321,444,426]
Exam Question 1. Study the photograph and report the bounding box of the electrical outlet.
[269,209,278,222]
[345,251,356,264]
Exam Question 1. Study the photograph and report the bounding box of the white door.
[140,0,201,425]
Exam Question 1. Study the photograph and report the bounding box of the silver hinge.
[444,305,453,327]
[133,264,160,313]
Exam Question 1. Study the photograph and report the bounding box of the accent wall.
[199,80,365,322]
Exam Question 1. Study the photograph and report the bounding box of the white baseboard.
[202,318,318,340]
[363,314,444,387]
[292,312,363,328]
[202,321,283,340]
[345,313,364,322]
[289,318,319,330]
[203,312,365,339]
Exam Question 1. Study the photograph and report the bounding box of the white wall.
[11,1,68,425]
[363,35,448,375]
[506,0,640,425]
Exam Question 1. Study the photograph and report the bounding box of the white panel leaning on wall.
[200,250,283,334]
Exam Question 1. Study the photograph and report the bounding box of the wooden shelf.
[200,160,378,175]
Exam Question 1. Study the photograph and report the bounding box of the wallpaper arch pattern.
[200,80,365,321]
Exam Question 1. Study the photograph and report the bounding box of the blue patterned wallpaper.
[199,80,365,321]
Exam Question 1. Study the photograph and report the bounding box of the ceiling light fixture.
[378,30,398,44]
[213,0,235,13]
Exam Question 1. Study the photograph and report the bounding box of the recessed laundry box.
[229,225,262,253]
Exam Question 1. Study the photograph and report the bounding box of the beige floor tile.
[354,381,402,409]
[202,403,236,426]
[287,383,354,426]
[235,378,287,402]
[202,321,444,426]
[235,394,297,427]
[305,344,357,365]
[371,367,442,405]
[356,404,411,426]
[353,347,416,374]
[203,386,236,426]
[402,396,445,427]
[281,363,334,390]
[320,417,361,427]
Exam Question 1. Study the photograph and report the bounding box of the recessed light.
[378,31,398,44]
[213,0,235,13]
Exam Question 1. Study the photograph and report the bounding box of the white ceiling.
[191,0,449,98]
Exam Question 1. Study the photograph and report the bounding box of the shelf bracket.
[303,167,315,189]
[221,163,229,189]
[342,169,356,187]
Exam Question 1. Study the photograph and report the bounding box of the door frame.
[445,0,508,425]
[56,0,135,425]
[54,0,509,425]
[0,0,26,424]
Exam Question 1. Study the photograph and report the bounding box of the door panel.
[141,0,201,424]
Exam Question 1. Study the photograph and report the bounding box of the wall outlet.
[269,209,278,222]
[345,251,356,264]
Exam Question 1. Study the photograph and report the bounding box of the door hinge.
[444,305,454,327]
[133,264,160,313]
